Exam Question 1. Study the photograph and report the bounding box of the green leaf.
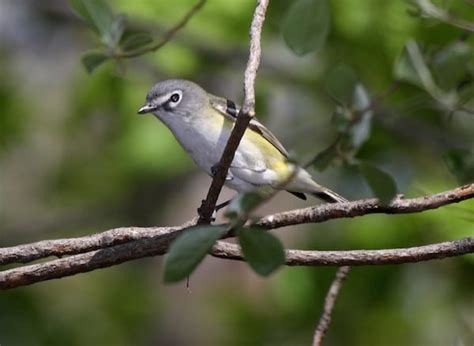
[164,225,227,283]
[105,13,126,47]
[331,106,352,133]
[70,0,114,36]
[326,65,358,106]
[325,65,373,151]
[349,84,373,149]
[70,0,125,47]
[394,41,423,87]
[458,82,474,105]
[282,0,330,56]
[359,163,397,205]
[394,41,439,96]
[395,41,459,111]
[70,0,96,28]
[121,31,154,51]
[432,42,472,91]
[81,51,109,73]
[238,227,285,276]
[443,149,474,184]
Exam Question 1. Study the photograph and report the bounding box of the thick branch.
[0,235,174,290]
[313,266,350,346]
[211,237,474,266]
[256,184,474,230]
[0,219,196,266]
[1,184,473,289]
[197,0,269,223]
[1,236,471,290]
[1,184,472,266]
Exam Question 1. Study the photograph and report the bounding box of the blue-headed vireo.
[138,79,346,204]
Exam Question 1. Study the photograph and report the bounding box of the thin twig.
[312,266,350,346]
[305,81,400,168]
[415,0,474,32]
[356,81,400,115]
[116,0,207,58]
[197,0,270,223]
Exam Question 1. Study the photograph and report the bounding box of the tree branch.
[312,266,350,346]
[305,80,400,168]
[0,235,173,290]
[256,183,474,230]
[1,184,473,289]
[211,237,474,266]
[0,219,197,266]
[415,0,474,33]
[197,0,269,223]
[116,0,207,58]
[2,236,471,290]
[2,184,471,267]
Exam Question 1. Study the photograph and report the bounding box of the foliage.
[238,226,285,276]
[1,0,473,345]
[358,163,398,204]
[282,0,330,55]
[71,0,155,72]
[164,225,227,282]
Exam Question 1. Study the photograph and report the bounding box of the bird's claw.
[211,164,219,177]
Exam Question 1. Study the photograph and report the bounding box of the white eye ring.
[170,93,180,103]
[168,90,183,106]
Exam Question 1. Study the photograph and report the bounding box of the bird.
[137,79,346,206]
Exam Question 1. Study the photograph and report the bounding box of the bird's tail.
[287,168,348,203]
[311,187,348,203]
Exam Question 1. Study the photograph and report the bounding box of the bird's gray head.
[137,79,207,118]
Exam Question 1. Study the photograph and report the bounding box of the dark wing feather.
[209,96,289,158]
[288,191,307,200]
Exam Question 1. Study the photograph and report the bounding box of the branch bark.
[197,0,269,223]
[256,183,474,230]
[2,184,471,267]
[0,219,197,266]
[1,236,471,290]
[211,237,474,266]
[1,184,473,289]
[0,235,172,290]
[312,266,350,346]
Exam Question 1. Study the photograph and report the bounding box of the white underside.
[154,112,321,193]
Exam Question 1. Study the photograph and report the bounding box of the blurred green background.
[0,0,473,345]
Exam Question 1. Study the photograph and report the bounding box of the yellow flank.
[245,129,289,171]
[210,110,291,176]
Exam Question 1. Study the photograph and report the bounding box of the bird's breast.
[159,114,230,174]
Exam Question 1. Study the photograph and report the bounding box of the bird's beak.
[137,103,158,115]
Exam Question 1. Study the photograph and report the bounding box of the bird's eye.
[170,93,180,103]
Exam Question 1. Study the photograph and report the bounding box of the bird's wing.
[209,95,289,158]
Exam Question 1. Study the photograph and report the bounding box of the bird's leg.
[211,164,219,177]
[209,199,231,221]
[215,199,231,212]
[211,163,233,181]
[200,164,233,221]
[197,200,206,217]
[197,199,231,222]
